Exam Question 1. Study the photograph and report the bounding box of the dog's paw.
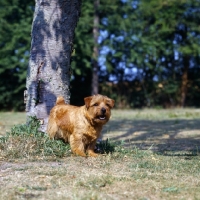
[73,149,87,157]
[88,151,98,157]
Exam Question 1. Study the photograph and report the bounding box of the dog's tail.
[56,96,65,105]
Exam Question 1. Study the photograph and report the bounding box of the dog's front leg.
[87,140,98,157]
[69,134,86,157]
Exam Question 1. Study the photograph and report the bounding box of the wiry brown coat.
[47,94,114,157]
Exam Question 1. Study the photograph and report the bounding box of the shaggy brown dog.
[47,94,114,157]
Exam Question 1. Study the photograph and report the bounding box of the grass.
[0,116,71,159]
[0,112,26,136]
[0,109,200,199]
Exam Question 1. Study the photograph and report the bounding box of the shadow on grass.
[102,118,200,155]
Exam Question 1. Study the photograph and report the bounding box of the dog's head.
[84,94,115,125]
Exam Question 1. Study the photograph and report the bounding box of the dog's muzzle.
[102,107,106,113]
[98,107,106,120]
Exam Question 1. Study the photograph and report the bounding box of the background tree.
[139,0,200,107]
[70,0,94,105]
[71,0,118,103]
[1,0,200,110]
[100,0,200,108]
[25,0,81,131]
[0,0,34,110]
[91,0,100,95]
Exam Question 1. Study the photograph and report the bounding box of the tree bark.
[25,0,81,132]
[91,0,99,95]
[180,56,189,107]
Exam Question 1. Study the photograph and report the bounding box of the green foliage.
[100,0,200,107]
[0,0,34,110]
[70,1,94,104]
[95,138,116,154]
[1,0,200,109]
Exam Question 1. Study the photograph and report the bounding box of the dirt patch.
[1,109,200,199]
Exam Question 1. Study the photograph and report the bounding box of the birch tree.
[25,0,81,132]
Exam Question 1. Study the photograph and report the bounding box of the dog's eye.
[106,103,111,108]
[93,103,98,106]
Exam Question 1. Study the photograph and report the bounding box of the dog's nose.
[101,107,106,114]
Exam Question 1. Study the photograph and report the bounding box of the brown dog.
[47,94,114,157]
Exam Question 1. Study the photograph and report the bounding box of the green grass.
[0,112,26,136]
[0,109,200,200]
[0,116,71,159]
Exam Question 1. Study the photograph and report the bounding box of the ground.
[0,109,200,200]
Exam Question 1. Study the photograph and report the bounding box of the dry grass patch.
[1,151,200,199]
[1,109,200,199]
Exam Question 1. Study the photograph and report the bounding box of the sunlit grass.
[0,112,26,136]
[0,109,200,199]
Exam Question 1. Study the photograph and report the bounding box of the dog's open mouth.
[98,115,106,120]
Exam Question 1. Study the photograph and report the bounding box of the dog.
[47,94,114,157]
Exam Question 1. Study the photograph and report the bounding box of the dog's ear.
[107,98,115,108]
[84,96,93,109]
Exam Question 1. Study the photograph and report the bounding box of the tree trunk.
[91,0,99,95]
[180,56,189,107]
[25,0,81,132]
